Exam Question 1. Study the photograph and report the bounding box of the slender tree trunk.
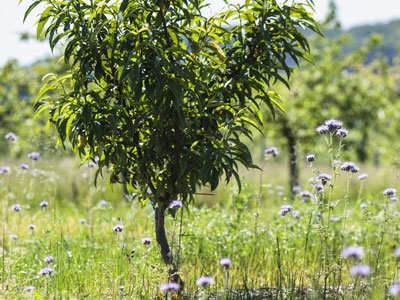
[155,203,183,288]
[282,122,299,200]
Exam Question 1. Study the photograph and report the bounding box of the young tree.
[24,0,319,285]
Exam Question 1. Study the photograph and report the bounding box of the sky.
[1,0,399,66]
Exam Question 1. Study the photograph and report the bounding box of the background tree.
[25,0,320,285]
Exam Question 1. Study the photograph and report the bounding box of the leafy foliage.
[26,0,320,208]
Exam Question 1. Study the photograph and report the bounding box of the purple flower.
[306,154,315,162]
[9,234,18,240]
[342,246,364,259]
[142,238,152,245]
[119,285,125,291]
[28,224,35,230]
[39,267,53,276]
[316,184,324,193]
[79,218,86,224]
[349,264,370,277]
[390,284,400,296]
[293,185,301,193]
[291,210,300,218]
[20,164,29,170]
[276,185,284,191]
[340,161,359,173]
[384,188,396,197]
[160,282,180,292]
[94,156,100,162]
[113,224,123,232]
[330,217,340,222]
[324,119,343,131]
[25,286,34,292]
[336,128,348,138]
[333,159,341,166]
[264,147,279,157]
[196,276,214,287]
[28,152,40,161]
[99,200,109,207]
[358,173,368,181]
[11,204,21,212]
[300,191,313,198]
[44,255,54,264]
[360,203,367,209]
[279,204,293,216]
[40,201,48,208]
[391,197,399,202]
[0,166,10,174]
[169,200,183,209]
[5,132,16,141]
[318,173,331,185]
[85,161,96,168]
[316,125,329,134]
[394,246,400,258]
[220,257,232,268]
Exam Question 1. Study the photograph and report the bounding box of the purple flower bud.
[220,257,232,268]
[306,154,315,162]
[169,200,183,209]
[25,286,34,292]
[99,200,109,207]
[44,255,54,264]
[142,238,152,245]
[318,173,331,185]
[349,264,370,277]
[324,119,343,131]
[336,128,348,138]
[300,191,313,198]
[330,217,340,222]
[264,147,279,157]
[394,246,400,258]
[342,246,364,259]
[160,282,180,292]
[384,188,396,197]
[85,161,96,168]
[20,164,29,170]
[28,152,40,161]
[79,218,86,224]
[119,285,125,291]
[291,210,300,218]
[12,204,21,212]
[358,173,368,181]
[5,132,16,141]
[39,267,53,276]
[40,201,48,208]
[196,276,214,287]
[340,162,358,172]
[316,125,329,134]
[0,166,10,174]
[28,224,35,230]
[9,234,18,240]
[360,203,367,209]
[113,224,123,232]
[390,284,400,296]
[293,185,301,193]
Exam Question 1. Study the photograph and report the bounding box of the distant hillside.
[323,19,400,64]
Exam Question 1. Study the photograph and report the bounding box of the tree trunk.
[155,203,183,288]
[282,122,299,200]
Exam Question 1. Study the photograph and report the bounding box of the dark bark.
[155,203,183,289]
[282,122,299,200]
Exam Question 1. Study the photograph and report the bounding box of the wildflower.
[316,125,329,134]
[113,224,123,232]
[342,246,364,259]
[324,119,343,131]
[264,147,279,157]
[11,204,21,212]
[85,161,96,168]
[293,185,301,193]
[196,276,214,287]
[40,201,48,208]
[316,212,322,218]
[358,173,368,180]
[0,166,10,174]
[306,154,315,162]
[39,267,53,276]
[5,132,16,141]
[25,286,34,292]
[391,197,399,202]
[279,204,293,216]
[291,210,300,218]
[28,224,35,230]
[300,191,313,198]
[318,173,331,185]
[349,264,370,277]
[390,284,400,296]
[94,156,100,162]
[99,200,109,207]
[220,257,232,268]
[142,238,152,245]
[308,177,318,185]
[79,218,86,224]
[333,159,341,167]
[340,161,359,173]
[169,200,183,209]
[384,188,396,197]
[360,203,367,209]
[20,164,29,170]
[160,282,180,292]
[316,184,324,193]
[28,152,40,161]
[336,128,348,138]
[119,286,125,291]
[394,246,400,258]
[44,255,54,264]
[330,217,340,222]
[10,234,18,240]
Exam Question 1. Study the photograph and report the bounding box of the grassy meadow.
[1,128,400,299]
